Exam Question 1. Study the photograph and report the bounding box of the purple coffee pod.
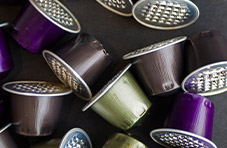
[0,23,13,80]
[182,30,227,96]
[11,0,81,54]
[150,92,217,148]
[96,0,134,16]
[43,33,112,100]
[2,81,72,136]
[0,124,18,148]
[123,36,186,96]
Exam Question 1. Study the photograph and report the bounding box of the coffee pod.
[182,30,227,96]
[102,133,147,148]
[150,92,216,148]
[83,64,151,130]
[123,36,186,96]
[43,33,112,100]
[0,23,13,80]
[0,124,18,148]
[2,81,72,136]
[11,0,81,54]
[30,128,92,148]
[96,0,134,16]
[132,0,199,30]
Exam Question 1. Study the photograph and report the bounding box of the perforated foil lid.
[60,128,92,148]
[132,0,199,30]
[29,0,80,33]
[150,128,217,148]
[2,81,72,97]
[123,36,186,60]
[43,50,92,100]
[182,61,227,96]
[82,64,132,111]
[97,0,133,16]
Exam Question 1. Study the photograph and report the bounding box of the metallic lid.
[0,124,11,134]
[29,0,80,33]
[43,50,92,100]
[150,128,217,148]
[182,61,227,96]
[60,128,92,148]
[96,0,133,17]
[123,36,186,60]
[132,0,199,30]
[82,64,132,111]
[2,81,72,97]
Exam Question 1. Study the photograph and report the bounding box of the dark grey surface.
[0,0,227,148]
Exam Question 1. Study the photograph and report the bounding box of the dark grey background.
[0,0,227,148]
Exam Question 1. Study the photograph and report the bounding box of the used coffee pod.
[0,124,18,148]
[150,92,216,148]
[0,23,13,80]
[132,0,199,30]
[30,128,92,148]
[11,0,81,53]
[123,36,186,96]
[102,133,147,148]
[2,81,72,136]
[96,0,134,16]
[182,30,227,96]
[83,64,151,130]
[43,33,112,100]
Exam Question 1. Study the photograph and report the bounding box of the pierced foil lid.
[97,0,133,16]
[43,50,92,100]
[182,61,227,96]
[29,0,80,33]
[123,36,186,60]
[82,64,132,111]
[150,128,217,148]
[132,0,199,30]
[60,128,92,148]
[2,81,72,97]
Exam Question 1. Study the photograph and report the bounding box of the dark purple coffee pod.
[150,92,216,148]
[2,81,72,136]
[182,30,227,96]
[0,124,18,148]
[0,23,13,80]
[123,36,186,96]
[11,0,81,54]
[43,33,112,100]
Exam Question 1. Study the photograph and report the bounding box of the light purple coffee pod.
[11,0,81,54]
[150,92,217,148]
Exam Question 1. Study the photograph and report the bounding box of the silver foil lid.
[60,128,92,148]
[2,81,72,97]
[132,0,199,30]
[182,61,227,96]
[123,36,186,60]
[82,64,132,111]
[30,0,81,33]
[43,50,92,99]
[150,128,217,148]
[96,0,133,16]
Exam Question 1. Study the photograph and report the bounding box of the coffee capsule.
[43,33,112,100]
[96,0,134,16]
[132,0,199,30]
[0,124,18,148]
[150,92,216,148]
[102,133,147,148]
[123,36,186,96]
[2,81,72,136]
[182,30,227,96]
[11,0,81,53]
[30,128,92,148]
[83,64,151,130]
[0,23,13,80]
